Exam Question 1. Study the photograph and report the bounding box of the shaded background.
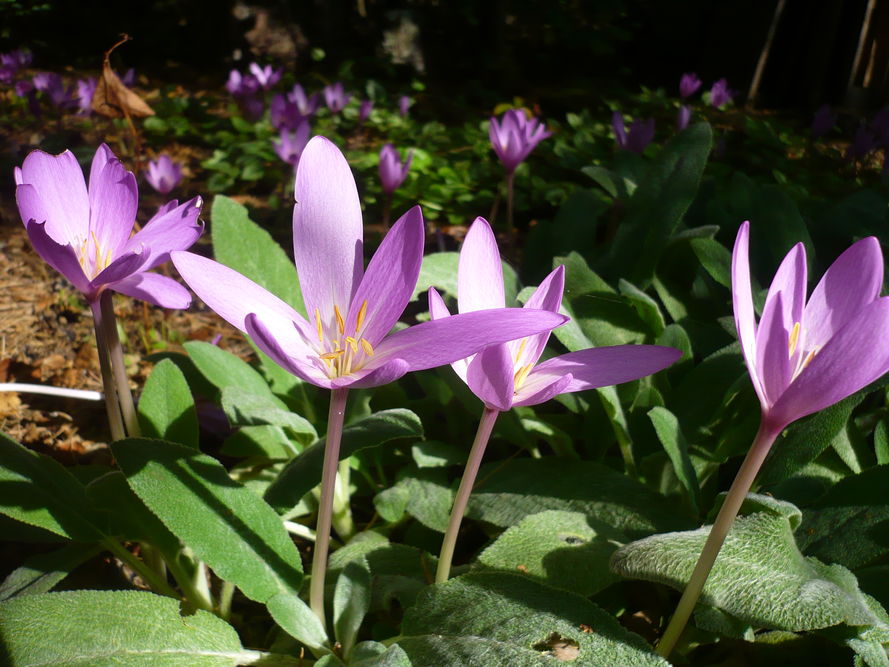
[2,0,886,113]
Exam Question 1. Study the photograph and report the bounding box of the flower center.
[76,231,113,280]
[788,320,819,380]
[314,300,375,378]
[512,337,534,391]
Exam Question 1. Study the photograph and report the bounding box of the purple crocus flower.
[398,95,411,117]
[489,109,551,175]
[75,77,97,116]
[145,155,183,195]
[733,221,889,432]
[248,62,282,90]
[226,70,260,98]
[172,136,566,391]
[323,82,351,114]
[379,143,413,194]
[289,84,320,117]
[613,111,655,153]
[677,105,692,131]
[33,72,73,108]
[810,104,836,139]
[273,121,311,168]
[15,145,203,308]
[679,73,702,99]
[429,218,680,410]
[358,99,373,124]
[270,93,306,131]
[709,78,734,108]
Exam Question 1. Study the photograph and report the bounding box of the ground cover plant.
[3,42,889,667]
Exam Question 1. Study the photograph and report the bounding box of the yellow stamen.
[345,336,359,353]
[103,246,113,271]
[334,304,345,335]
[514,338,529,364]
[315,308,324,342]
[356,300,368,331]
[802,347,819,370]
[514,363,534,389]
[360,339,375,356]
[320,350,344,360]
[788,322,801,357]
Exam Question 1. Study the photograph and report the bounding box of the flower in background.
[398,95,411,117]
[14,79,40,116]
[172,136,566,390]
[32,72,73,108]
[358,99,373,124]
[270,93,316,131]
[679,73,702,99]
[709,78,734,108]
[248,62,281,90]
[289,84,320,117]
[379,143,413,195]
[677,105,692,131]
[430,217,680,410]
[323,82,351,113]
[225,69,260,98]
[120,68,136,87]
[273,120,311,168]
[0,49,30,85]
[613,111,655,154]
[489,108,551,175]
[732,221,889,431]
[145,155,183,195]
[75,78,97,116]
[810,104,836,139]
[15,144,203,307]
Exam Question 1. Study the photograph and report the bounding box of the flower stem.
[100,291,141,437]
[656,419,781,658]
[382,193,392,229]
[89,299,125,441]
[506,171,515,230]
[309,387,349,630]
[102,538,178,599]
[435,406,501,584]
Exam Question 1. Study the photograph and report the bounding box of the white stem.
[283,520,318,542]
[0,383,103,401]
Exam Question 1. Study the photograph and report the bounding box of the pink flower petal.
[87,145,138,256]
[512,372,574,407]
[112,272,192,309]
[428,287,470,382]
[466,344,515,411]
[511,265,565,368]
[457,218,505,313]
[755,290,793,407]
[17,149,89,245]
[125,196,203,270]
[532,345,681,393]
[245,313,333,388]
[731,221,764,401]
[25,220,91,296]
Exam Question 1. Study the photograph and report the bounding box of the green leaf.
[351,643,412,666]
[611,497,884,632]
[377,467,453,532]
[466,458,694,538]
[607,122,712,286]
[184,341,278,401]
[221,425,301,459]
[399,572,666,666]
[618,279,666,336]
[411,441,465,468]
[0,543,100,600]
[266,591,331,657]
[647,406,701,511]
[211,194,305,315]
[220,386,316,445]
[0,590,249,666]
[0,432,101,540]
[690,236,732,288]
[477,510,621,596]
[797,465,889,570]
[138,359,199,448]
[265,409,423,512]
[112,438,303,603]
[334,558,372,656]
[411,252,458,301]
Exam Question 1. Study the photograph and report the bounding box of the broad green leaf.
[221,425,301,459]
[798,465,889,570]
[875,420,889,465]
[690,236,732,288]
[334,558,372,656]
[411,252,458,301]
[183,341,279,401]
[411,441,465,468]
[0,432,101,541]
[0,590,250,666]
[612,497,883,632]
[618,279,666,336]
[476,510,621,595]
[376,467,453,532]
[112,438,303,603]
[86,471,181,557]
[211,194,305,315]
[399,572,666,666]
[466,458,694,538]
[221,386,316,445]
[0,543,100,600]
[522,190,606,275]
[351,643,412,666]
[138,359,198,449]
[266,591,331,656]
[607,122,712,286]
[647,406,701,511]
[265,409,423,512]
